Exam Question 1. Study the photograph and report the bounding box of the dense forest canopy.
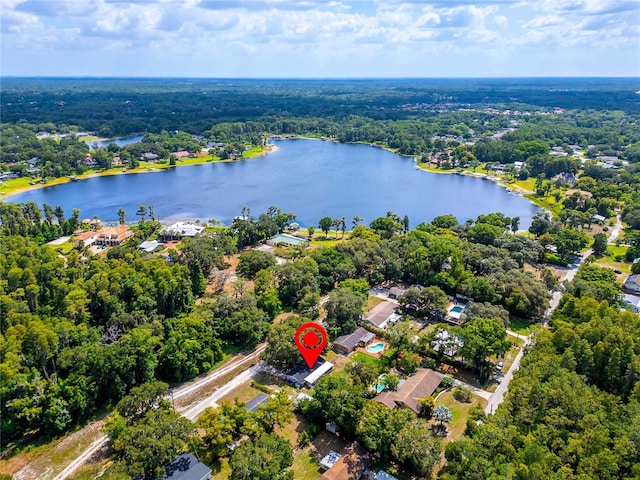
[2,78,640,479]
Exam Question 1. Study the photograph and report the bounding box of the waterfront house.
[74,230,98,248]
[159,222,205,241]
[141,152,160,162]
[95,225,134,247]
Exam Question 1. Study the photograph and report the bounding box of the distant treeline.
[2,78,639,136]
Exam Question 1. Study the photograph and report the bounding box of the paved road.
[182,363,262,420]
[482,214,625,414]
[52,345,266,480]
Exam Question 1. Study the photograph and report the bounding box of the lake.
[8,139,542,228]
[86,135,144,149]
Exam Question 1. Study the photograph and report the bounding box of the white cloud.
[0,0,638,76]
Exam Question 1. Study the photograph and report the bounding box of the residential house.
[95,225,134,247]
[513,161,525,170]
[388,287,406,299]
[286,358,334,388]
[365,301,398,330]
[333,327,376,355]
[623,274,640,294]
[173,151,191,159]
[320,442,372,480]
[592,214,606,223]
[375,368,443,415]
[159,222,205,241]
[432,329,464,357]
[164,453,212,480]
[267,233,307,247]
[552,172,577,186]
[141,152,160,162]
[564,189,593,199]
[0,172,18,180]
[74,231,98,248]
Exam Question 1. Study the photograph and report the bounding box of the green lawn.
[509,317,535,335]
[351,351,382,372]
[435,390,487,441]
[292,448,322,480]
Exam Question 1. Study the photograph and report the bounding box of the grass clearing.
[292,448,323,480]
[351,351,382,372]
[434,390,487,441]
[0,419,106,480]
[367,296,384,312]
[210,458,232,479]
[508,317,535,335]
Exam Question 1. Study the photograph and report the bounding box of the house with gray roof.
[333,327,375,355]
[164,453,211,480]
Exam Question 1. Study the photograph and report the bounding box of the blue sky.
[1,0,639,77]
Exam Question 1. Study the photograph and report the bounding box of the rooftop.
[375,368,442,414]
[164,453,212,480]
[245,393,268,413]
[333,327,376,353]
[163,222,205,237]
[269,233,306,247]
[320,442,371,480]
[365,301,397,328]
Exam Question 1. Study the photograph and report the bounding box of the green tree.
[391,419,441,477]
[112,409,193,480]
[190,260,206,296]
[237,250,277,278]
[324,288,365,334]
[319,217,333,237]
[117,207,126,225]
[461,317,510,382]
[136,204,147,222]
[592,232,608,256]
[229,433,293,480]
[115,381,169,425]
[248,390,294,435]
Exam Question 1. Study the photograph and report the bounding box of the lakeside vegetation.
[1,78,640,479]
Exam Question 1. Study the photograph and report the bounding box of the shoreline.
[1,144,277,201]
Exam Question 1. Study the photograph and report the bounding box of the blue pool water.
[367,343,385,353]
[450,306,464,314]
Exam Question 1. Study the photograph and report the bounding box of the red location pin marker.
[295,322,327,369]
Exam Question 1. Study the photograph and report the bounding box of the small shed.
[245,394,268,413]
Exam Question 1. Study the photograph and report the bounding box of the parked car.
[496,361,504,371]
[613,269,622,274]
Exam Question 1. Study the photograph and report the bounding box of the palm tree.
[340,217,346,238]
[352,215,363,228]
[54,205,64,225]
[136,205,147,222]
[117,208,126,225]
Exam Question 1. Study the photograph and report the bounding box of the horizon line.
[1,75,639,80]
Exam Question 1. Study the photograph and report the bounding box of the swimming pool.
[374,375,387,393]
[367,342,385,353]
[450,306,464,314]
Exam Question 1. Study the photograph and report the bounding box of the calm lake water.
[86,135,144,149]
[9,139,541,228]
